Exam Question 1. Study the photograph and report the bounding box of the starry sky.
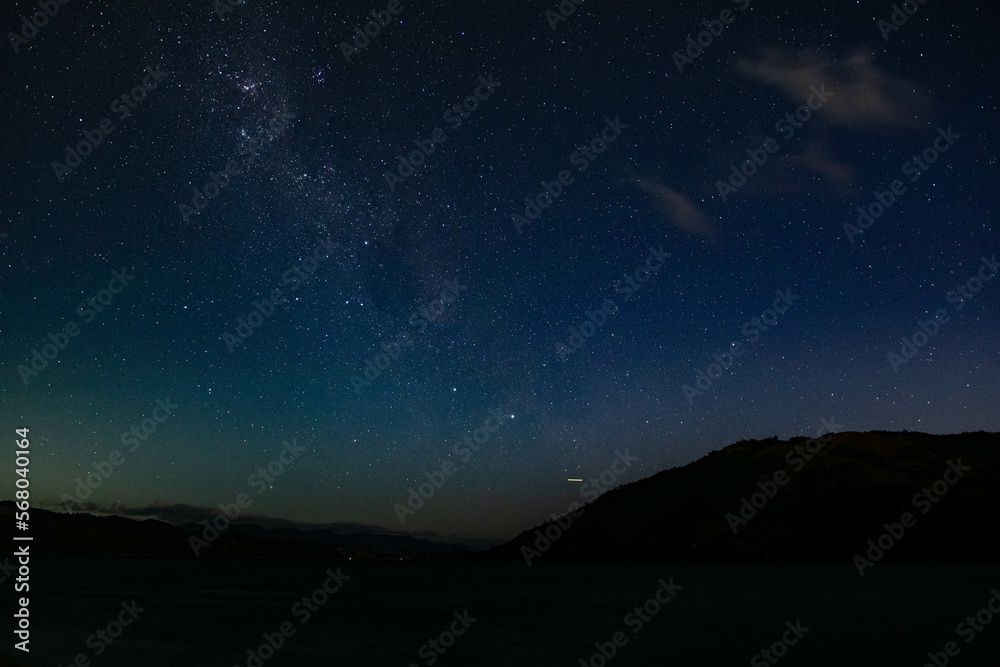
[1,0,997,541]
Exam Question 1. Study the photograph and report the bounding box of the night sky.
[1,0,997,542]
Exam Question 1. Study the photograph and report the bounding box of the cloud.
[736,47,933,128]
[635,177,720,238]
[786,140,857,196]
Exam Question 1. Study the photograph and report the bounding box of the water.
[9,557,999,666]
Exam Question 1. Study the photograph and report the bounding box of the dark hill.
[181,521,473,553]
[0,505,465,560]
[479,430,1000,562]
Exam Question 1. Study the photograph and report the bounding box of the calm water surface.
[8,557,999,666]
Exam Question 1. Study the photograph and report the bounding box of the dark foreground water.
[5,557,999,666]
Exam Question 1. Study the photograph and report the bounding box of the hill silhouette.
[480,430,1000,562]
[4,431,997,563]
[0,504,470,560]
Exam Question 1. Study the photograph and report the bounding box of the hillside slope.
[480,431,1000,562]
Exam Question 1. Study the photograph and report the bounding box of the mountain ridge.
[478,430,1000,563]
[0,504,473,559]
[5,430,997,562]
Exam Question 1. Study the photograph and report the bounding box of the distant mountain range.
[0,504,473,559]
[177,521,475,554]
[4,431,998,563]
[479,430,1000,563]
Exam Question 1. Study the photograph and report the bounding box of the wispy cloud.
[786,140,857,196]
[635,177,720,238]
[736,47,933,128]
